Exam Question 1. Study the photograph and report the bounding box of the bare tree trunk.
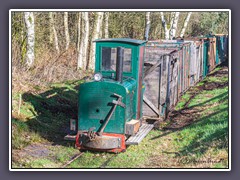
[170,12,180,39]
[160,12,170,40]
[49,13,53,44]
[78,13,85,69]
[104,12,109,38]
[84,12,90,69]
[98,12,104,39]
[78,12,89,70]
[49,12,60,54]
[89,12,104,70]
[64,12,70,50]
[144,12,151,41]
[77,13,81,53]
[24,12,35,67]
[161,12,181,40]
[180,12,192,38]
[169,12,175,30]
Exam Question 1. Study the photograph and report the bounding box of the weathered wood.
[126,124,154,145]
[143,46,171,117]
[144,56,163,78]
[143,95,159,116]
[125,119,141,135]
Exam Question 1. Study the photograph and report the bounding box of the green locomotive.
[74,39,154,152]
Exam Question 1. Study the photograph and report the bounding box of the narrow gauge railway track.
[99,153,119,168]
[60,151,119,168]
[61,152,85,168]
[60,151,122,168]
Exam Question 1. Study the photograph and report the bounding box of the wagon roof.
[94,38,146,45]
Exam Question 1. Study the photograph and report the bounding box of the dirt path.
[163,66,228,130]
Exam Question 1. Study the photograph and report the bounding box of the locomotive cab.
[68,39,154,153]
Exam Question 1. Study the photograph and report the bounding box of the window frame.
[99,44,134,76]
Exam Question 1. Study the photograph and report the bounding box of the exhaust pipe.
[116,47,124,83]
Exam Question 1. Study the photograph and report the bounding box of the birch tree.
[144,12,151,41]
[98,12,104,39]
[180,12,192,38]
[49,13,53,44]
[104,12,109,38]
[160,12,180,40]
[78,12,89,70]
[170,12,180,39]
[49,12,60,54]
[64,12,70,50]
[160,12,170,40]
[77,12,81,53]
[89,12,104,70]
[24,12,35,67]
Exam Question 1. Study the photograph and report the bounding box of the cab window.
[123,48,132,72]
[101,47,132,72]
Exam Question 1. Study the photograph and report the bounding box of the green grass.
[12,79,86,168]
[12,80,84,149]
[172,102,228,155]
[12,67,229,168]
[175,93,191,110]
[188,87,228,108]
[50,145,79,164]
[167,72,229,168]
[207,76,228,83]
[12,118,43,149]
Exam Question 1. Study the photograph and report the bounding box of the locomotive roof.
[94,38,146,45]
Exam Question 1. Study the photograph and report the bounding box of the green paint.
[78,39,146,134]
[203,41,209,77]
[215,35,227,64]
[78,78,137,134]
[215,36,220,65]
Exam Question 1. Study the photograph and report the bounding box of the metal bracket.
[87,127,96,141]
[112,100,126,108]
